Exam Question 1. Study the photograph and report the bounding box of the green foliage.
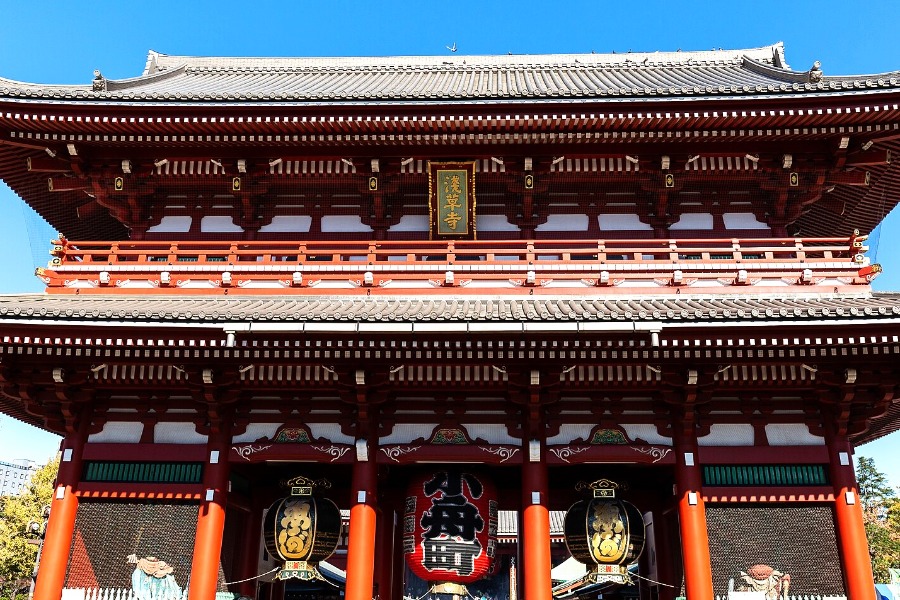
[857,455,896,515]
[0,457,58,600]
[856,455,900,581]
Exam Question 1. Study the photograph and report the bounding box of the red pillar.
[375,507,396,600]
[33,416,90,600]
[188,429,231,600]
[234,497,265,599]
[345,442,378,600]
[672,426,713,600]
[826,430,876,600]
[521,440,551,600]
[391,507,405,600]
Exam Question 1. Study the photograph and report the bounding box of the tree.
[856,455,900,581]
[0,457,58,600]
[857,456,896,518]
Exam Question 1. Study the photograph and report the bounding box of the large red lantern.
[563,479,645,584]
[404,470,497,583]
[263,476,342,581]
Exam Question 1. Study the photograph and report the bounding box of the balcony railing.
[36,235,880,295]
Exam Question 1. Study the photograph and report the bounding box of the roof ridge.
[148,44,784,72]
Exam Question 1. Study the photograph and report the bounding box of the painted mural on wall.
[65,501,219,592]
[706,506,845,596]
[126,554,183,599]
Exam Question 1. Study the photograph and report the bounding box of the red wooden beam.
[845,147,891,167]
[47,176,90,192]
[26,156,72,173]
[826,170,870,186]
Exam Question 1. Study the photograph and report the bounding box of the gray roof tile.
[0,292,899,325]
[3,44,899,103]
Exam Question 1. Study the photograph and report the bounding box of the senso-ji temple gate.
[2,44,900,600]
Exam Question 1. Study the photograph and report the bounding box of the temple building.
[1,43,900,600]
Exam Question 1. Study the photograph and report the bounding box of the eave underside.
[2,90,899,241]
[0,292,898,445]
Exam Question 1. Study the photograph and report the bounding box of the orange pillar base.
[673,427,713,600]
[188,433,231,600]
[32,485,79,600]
[522,504,552,600]
[677,495,713,600]
[828,435,876,600]
[189,501,228,600]
[33,423,89,600]
[345,453,378,600]
[521,448,552,600]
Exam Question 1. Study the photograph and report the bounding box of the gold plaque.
[428,161,476,239]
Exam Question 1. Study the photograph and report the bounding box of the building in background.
[0,458,37,495]
[1,44,900,600]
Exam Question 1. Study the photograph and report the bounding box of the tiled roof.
[0,292,899,325]
[2,44,899,103]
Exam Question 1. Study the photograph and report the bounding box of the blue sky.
[1,0,899,482]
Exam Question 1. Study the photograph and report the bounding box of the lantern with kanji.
[563,479,645,584]
[263,476,342,581]
[404,470,498,583]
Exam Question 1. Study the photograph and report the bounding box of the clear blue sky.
[1,0,899,482]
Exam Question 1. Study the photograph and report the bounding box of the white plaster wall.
[232,423,282,444]
[765,423,825,446]
[723,212,769,229]
[154,423,208,444]
[476,215,520,232]
[621,424,672,445]
[462,424,520,445]
[697,424,755,446]
[598,214,653,231]
[379,423,439,445]
[536,214,589,231]
[200,215,243,232]
[546,424,594,445]
[258,215,312,233]
[320,215,373,233]
[388,215,429,232]
[88,422,144,443]
[308,423,355,445]
[147,215,192,233]
[669,213,714,230]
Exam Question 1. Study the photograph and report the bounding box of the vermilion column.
[375,507,396,600]
[188,429,231,600]
[672,425,714,600]
[234,498,265,599]
[826,429,876,600]
[521,440,552,600]
[345,441,378,600]
[33,415,90,600]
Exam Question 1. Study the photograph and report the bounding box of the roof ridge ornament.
[808,60,823,83]
[92,70,107,92]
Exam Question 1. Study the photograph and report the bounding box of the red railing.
[47,236,863,266]
[37,235,880,294]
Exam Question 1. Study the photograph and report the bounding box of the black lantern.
[263,476,342,581]
[563,479,645,584]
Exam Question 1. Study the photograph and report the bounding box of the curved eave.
[1,292,899,441]
[3,79,900,107]
[1,291,899,326]
[2,88,900,137]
